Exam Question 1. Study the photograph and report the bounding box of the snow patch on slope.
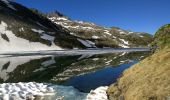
[0,21,62,53]
[31,29,55,42]
[119,38,129,45]
[77,38,96,48]
[41,34,55,42]
[92,35,100,39]
[57,17,68,21]
[104,30,111,36]
[119,38,129,48]
[31,29,44,34]
[119,44,129,48]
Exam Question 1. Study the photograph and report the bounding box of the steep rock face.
[107,25,170,100]
[0,0,85,53]
[47,12,153,48]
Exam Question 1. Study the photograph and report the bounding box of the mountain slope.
[0,0,85,53]
[107,48,170,100]
[107,24,170,100]
[47,11,153,48]
[0,0,153,53]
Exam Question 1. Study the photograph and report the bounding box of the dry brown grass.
[107,48,170,100]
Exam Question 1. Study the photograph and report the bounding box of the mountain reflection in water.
[0,51,150,92]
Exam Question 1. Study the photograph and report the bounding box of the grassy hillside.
[153,24,170,49]
[107,24,170,100]
[107,48,170,100]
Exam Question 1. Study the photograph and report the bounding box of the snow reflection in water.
[0,51,150,100]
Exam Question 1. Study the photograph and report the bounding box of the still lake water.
[0,50,150,99]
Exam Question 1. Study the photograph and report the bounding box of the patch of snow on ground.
[57,17,68,21]
[119,38,129,48]
[81,26,94,30]
[63,25,94,30]
[92,58,99,61]
[70,32,74,35]
[105,60,113,65]
[104,30,111,36]
[41,34,55,42]
[119,38,129,45]
[119,30,126,35]
[86,86,108,100]
[0,21,62,53]
[31,29,44,34]
[0,82,55,100]
[120,60,125,63]
[112,35,117,39]
[119,44,129,48]
[77,38,92,48]
[113,56,117,59]
[86,40,96,47]
[140,35,144,37]
[19,27,24,32]
[92,35,100,39]
[48,17,56,22]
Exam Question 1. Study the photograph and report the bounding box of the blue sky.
[15,0,170,34]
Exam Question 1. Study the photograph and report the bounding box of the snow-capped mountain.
[0,0,152,53]
[0,0,86,53]
[47,11,153,48]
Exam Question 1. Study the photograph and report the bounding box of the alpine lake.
[0,48,151,100]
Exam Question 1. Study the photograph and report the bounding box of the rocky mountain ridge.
[47,11,153,48]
